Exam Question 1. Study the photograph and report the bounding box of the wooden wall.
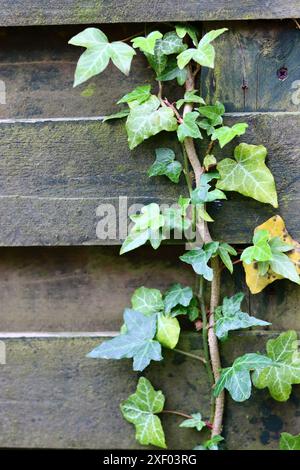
[0,3,299,449]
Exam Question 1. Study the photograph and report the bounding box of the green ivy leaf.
[163,283,193,314]
[156,57,188,85]
[203,154,217,171]
[269,252,300,285]
[131,287,164,316]
[179,244,217,281]
[212,123,248,148]
[191,174,226,205]
[241,230,273,264]
[177,112,202,142]
[280,433,300,450]
[163,207,191,233]
[87,309,162,371]
[217,242,237,273]
[103,109,130,122]
[198,101,225,126]
[170,297,199,321]
[117,85,151,105]
[214,293,270,341]
[126,95,178,149]
[148,148,183,183]
[156,31,187,56]
[156,313,180,349]
[252,330,300,401]
[177,28,228,70]
[69,28,136,86]
[179,413,206,431]
[214,353,274,402]
[176,91,205,110]
[131,31,163,55]
[216,143,278,208]
[120,229,151,254]
[175,24,199,46]
[194,435,224,450]
[120,377,166,448]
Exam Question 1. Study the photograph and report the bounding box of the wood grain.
[201,20,300,112]
[0,22,298,119]
[0,1,299,26]
[0,332,299,449]
[0,113,299,245]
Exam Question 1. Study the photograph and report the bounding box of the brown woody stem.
[182,64,224,438]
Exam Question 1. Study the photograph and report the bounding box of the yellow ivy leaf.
[243,215,300,294]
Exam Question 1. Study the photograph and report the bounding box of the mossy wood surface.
[0,332,299,450]
[0,113,298,245]
[0,9,299,451]
[0,1,299,26]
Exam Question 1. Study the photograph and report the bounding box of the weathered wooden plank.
[0,25,182,119]
[0,246,194,331]
[0,112,299,245]
[0,332,299,449]
[0,1,299,26]
[0,246,299,332]
[201,20,300,112]
[0,22,298,119]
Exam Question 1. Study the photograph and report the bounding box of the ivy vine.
[69,24,300,450]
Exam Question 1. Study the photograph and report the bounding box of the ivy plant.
[70,25,300,450]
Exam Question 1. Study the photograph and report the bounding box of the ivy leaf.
[148,148,183,183]
[191,173,226,206]
[126,95,178,149]
[103,109,130,122]
[156,57,188,85]
[214,293,270,341]
[87,309,162,371]
[217,242,237,273]
[164,283,193,314]
[252,330,300,401]
[131,287,164,316]
[179,244,217,281]
[212,123,248,148]
[120,229,151,254]
[175,24,199,46]
[241,230,273,264]
[131,31,163,55]
[120,203,165,254]
[156,313,180,349]
[117,85,151,105]
[176,91,205,110]
[177,28,228,70]
[243,216,300,294]
[198,101,225,126]
[171,297,199,321]
[177,112,202,142]
[280,433,300,450]
[120,377,166,448]
[214,353,274,402]
[163,207,191,233]
[194,435,224,451]
[156,31,187,56]
[216,143,278,208]
[203,154,217,171]
[69,27,136,86]
[179,413,206,431]
[269,252,300,285]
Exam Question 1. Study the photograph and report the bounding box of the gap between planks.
[0,330,298,339]
[0,111,299,125]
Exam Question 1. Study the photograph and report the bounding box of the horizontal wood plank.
[0,332,299,449]
[0,112,299,245]
[0,1,299,26]
[0,22,298,119]
[0,246,299,332]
